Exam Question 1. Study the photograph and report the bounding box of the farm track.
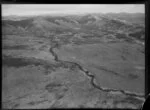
[49,42,145,99]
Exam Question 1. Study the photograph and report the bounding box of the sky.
[2,4,145,16]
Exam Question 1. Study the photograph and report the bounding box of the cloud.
[2,4,145,16]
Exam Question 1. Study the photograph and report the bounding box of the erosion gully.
[49,42,145,99]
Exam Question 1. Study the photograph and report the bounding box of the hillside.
[2,13,145,43]
[2,13,145,109]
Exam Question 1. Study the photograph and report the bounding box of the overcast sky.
[2,4,145,16]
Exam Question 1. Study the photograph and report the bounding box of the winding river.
[49,43,145,99]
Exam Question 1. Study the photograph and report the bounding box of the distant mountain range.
[2,13,145,43]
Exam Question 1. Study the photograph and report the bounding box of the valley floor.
[2,35,145,109]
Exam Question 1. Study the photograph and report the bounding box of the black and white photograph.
[2,4,145,109]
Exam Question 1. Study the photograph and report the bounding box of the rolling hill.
[2,13,145,43]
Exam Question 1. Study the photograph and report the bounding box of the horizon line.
[2,12,145,17]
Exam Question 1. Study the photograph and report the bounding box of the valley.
[2,12,145,109]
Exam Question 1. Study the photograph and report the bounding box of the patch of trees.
[129,30,145,41]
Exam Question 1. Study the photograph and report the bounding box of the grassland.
[2,13,145,109]
[55,41,145,94]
